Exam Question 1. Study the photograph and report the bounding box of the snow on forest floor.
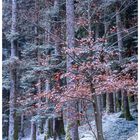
[21,107,138,140]
[79,110,138,140]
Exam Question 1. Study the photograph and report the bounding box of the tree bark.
[47,117,54,138]
[97,94,103,113]
[31,120,36,140]
[103,4,109,113]
[87,1,103,139]
[53,2,66,139]
[102,93,106,109]
[113,93,117,112]
[90,84,104,140]
[121,90,133,120]
[8,0,18,139]
[45,116,65,139]
[53,116,65,140]
[19,114,24,139]
[116,1,132,120]
[129,93,135,103]
[116,90,122,112]
[37,78,43,135]
[93,95,103,140]
[95,23,99,40]
[116,2,123,62]
[106,93,114,113]
[66,0,79,139]
[53,0,62,58]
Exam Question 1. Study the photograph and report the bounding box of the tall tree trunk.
[129,95,135,103]
[44,2,53,139]
[48,117,54,137]
[9,68,18,140]
[87,1,103,139]
[37,78,43,135]
[116,1,132,120]
[66,0,79,139]
[19,114,24,139]
[95,23,99,40]
[103,3,108,112]
[121,90,133,120]
[116,90,122,112]
[97,95,103,113]
[53,116,65,140]
[53,0,62,58]
[90,84,104,140]
[113,93,117,112]
[106,93,114,113]
[102,93,106,109]
[31,120,36,140]
[53,1,65,139]
[8,0,18,139]
[116,2,123,62]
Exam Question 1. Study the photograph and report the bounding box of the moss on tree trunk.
[120,90,133,121]
[14,115,19,140]
[116,90,122,112]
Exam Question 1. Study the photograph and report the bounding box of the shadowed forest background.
[2,0,138,140]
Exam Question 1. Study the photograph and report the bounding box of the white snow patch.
[79,112,137,140]
[127,133,138,140]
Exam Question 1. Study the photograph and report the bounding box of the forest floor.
[21,103,138,140]
[79,107,138,140]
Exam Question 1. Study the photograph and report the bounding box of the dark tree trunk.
[116,90,122,112]
[37,78,43,136]
[113,93,117,112]
[45,116,65,139]
[31,121,36,140]
[53,0,62,64]
[46,117,53,138]
[53,117,65,140]
[90,83,104,140]
[102,93,106,109]
[129,93,135,103]
[48,1,65,139]
[106,93,114,113]
[37,119,44,135]
[116,1,132,120]
[92,95,104,140]
[87,1,103,138]
[116,1,123,62]
[95,23,99,40]
[121,90,133,120]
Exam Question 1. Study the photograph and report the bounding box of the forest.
[2,0,138,140]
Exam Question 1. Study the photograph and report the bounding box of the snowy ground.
[21,106,138,140]
[127,133,138,140]
[79,111,137,140]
